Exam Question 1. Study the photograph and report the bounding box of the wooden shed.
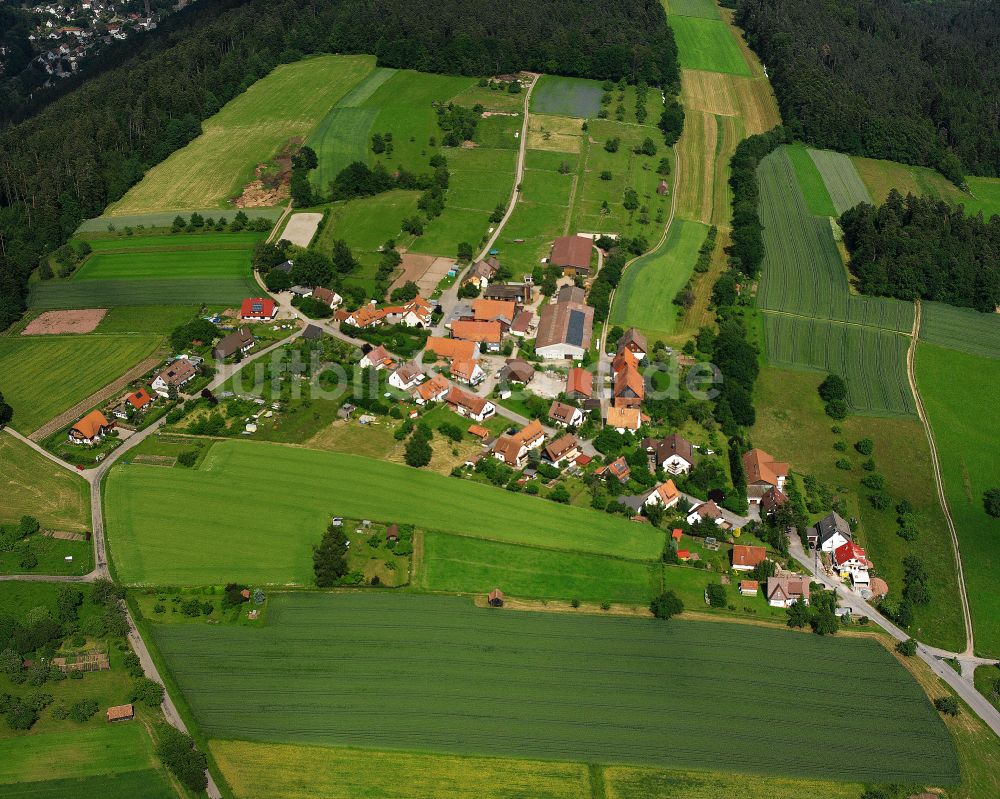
[386,524,399,542]
[487,589,504,607]
[107,703,134,723]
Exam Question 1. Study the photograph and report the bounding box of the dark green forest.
[840,192,1000,312]
[735,0,1000,183]
[0,0,679,331]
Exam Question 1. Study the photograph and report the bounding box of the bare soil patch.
[43,530,89,541]
[23,309,107,335]
[235,137,301,208]
[280,213,324,248]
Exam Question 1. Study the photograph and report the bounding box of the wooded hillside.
[0,0,679,331]
[735,0,1000,183]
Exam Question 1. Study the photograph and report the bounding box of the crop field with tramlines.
[919,301,1000,359]
[764,314,916,416]
[152,593,958,783]
[756,148,913,331]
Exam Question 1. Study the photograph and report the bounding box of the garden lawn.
[609,218,708,343]
[668,16,751,76]
[752,366,965,652]
[530,75,603,118]
[107,54,376,214]
[212,740,590,799]
[0,434,89,530]
[418,532,658,604]
[0,334,160,433]
[916,344,1000,657]
[105,440,664,584]
[152,593,958,783]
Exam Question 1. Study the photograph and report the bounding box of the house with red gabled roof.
[471,299,517,328]
[450,358,485,386]
[412,373,450,405]
[384,296,433,328]
[743,448,789,505]
[606,405,641,433]
[69,410,113,445]
[739,580,759,596]
[687,499,725,527]
[445,386,495,422]
[359,345,396,372]
[548,401,584,428]
[596,456,630,484]
[451,320,502,352]
[549,235,593,277]
[566,367,593,399]
[543,434,580,468]
[389,362,424,391]
[767,576,810,607]
[343,302,387,329]
[731,544,767,571]
[240,297,276,321]
[644,480,680,509]
[833,541,872,586]
[425,337,478,362]
[113,388,154,420]
[617,328,648,359]
[760,486,788,516]
[671,528,683,543]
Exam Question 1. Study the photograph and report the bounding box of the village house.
[471,298,517,329]
[499,358,534,385]
[596,456,631,484]
[642,433,694,474]
[412,374,450,405]
[543,434,580,468]
[359,344,396,371]
[687,499,725,527]
[613,358,644,408]
[384,296,433,327]
[69,409,112,445]
[151,358,197,398]
[451,320,502,352]
[549,234,593,277]
[743,448,789,505]
[112,388,154,420]
[311,287,343,309]
[240,297,276,321]
[449,358,485,386]
[482,283,532,304]
[760,486,789,515]
[833,541,872,587]
[464,257,499,289]
[213,327,255,360]
[606,405,641,433]
[342,302,386,329]
[425,336,478,363]
[445,386,496,422]
[548,401,584,428]
[289,285,313,298]
[808,511,853,552]
[534,290,594,360]
[767,576,810,608]
[643,479,680,509]
[565,367,593,399]
[617,327,648,359]
[731,544,767,571]
[509,310,534,337]
[389,362,424,391]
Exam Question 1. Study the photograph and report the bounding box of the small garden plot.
[669,17,752,76]
[530,75,603,118]
[338,518,412,587]
[0,522,93,576]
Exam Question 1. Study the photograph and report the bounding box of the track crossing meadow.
[152,593,959,783]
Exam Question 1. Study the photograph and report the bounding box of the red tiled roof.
[72,410,110,439]
[566,367,593,397]
[240,297,275,318]
[126,388,152,410]
[550,235,593,270]
[732,544,767,568]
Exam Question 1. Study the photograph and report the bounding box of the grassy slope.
[0,725,156,784]
[108,54,376,214]
[609,217,708,342]
[0,434,90,530]
[973,665,1000,714]
[0,334,160,433]
[418,531,658,604]
[668,16,752,77]
[105,440,664,584]
[151,593,957,782]
[915,344,1000,657]
[806,148,871,215]
[752,366,964,651]
[785,143,836,217]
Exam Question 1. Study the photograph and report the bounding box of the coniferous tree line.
[839,192,1000,312]
[735,0,1000,183]
[0,0,680,332]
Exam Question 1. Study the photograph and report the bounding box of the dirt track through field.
[28,355,162,442]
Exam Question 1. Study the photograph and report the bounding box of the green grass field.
[916,344,1000,657]
[95,305,200,335]
[807,148,871,215]
[75,249,252,281]
[974,665,1000,714]
[152,592,958,782]
[312,190,421,256]
[666,0,722,19]
[963,176,1000,219]
[108,54,377,214]
[83,232,262,252]
[0,334,160,433]
[668,16,751,76]
[605,765,862,799]
[785,143,837,217]
[76,207,285,233]
[2,770,176,799]
[919,301,1000,359]
[105,440,663,584]
[763,314,916,416]
[752,367,964,651]
[609,218,708,342]
[29,277,256,309]
[418,532,659,604]
[530,75,603,118]
[0,434,89,530]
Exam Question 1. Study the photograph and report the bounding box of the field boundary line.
[759,307,912,336]
[27,354,163,442]
[906,300,974,657]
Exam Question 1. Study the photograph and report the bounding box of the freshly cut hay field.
[2,771,175,799]
[668,16,751,76]
[213,740,590,799]
[756,148,913,331]
[418,532,658,604]
[0,724,157,785]
[916,344,1000,657]
[730,74,781,134]
[107,54,376,214]
[851,155,969,208]
[105,440,663,584]
[0,434,89,531]
[680,70,739,117]
[610,218,708,342]
[666,0,722,19]
[785,143,836,217]
[752,366,963,651]
[0,333,160,433]
[919,301,1000,359]
[674,110,716,223]
[763,313,915,416]
[28,276,256,309]
[74,249,252,281]
[530,75,603,118]
[154,593,958,782]
[807,148,871,215]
